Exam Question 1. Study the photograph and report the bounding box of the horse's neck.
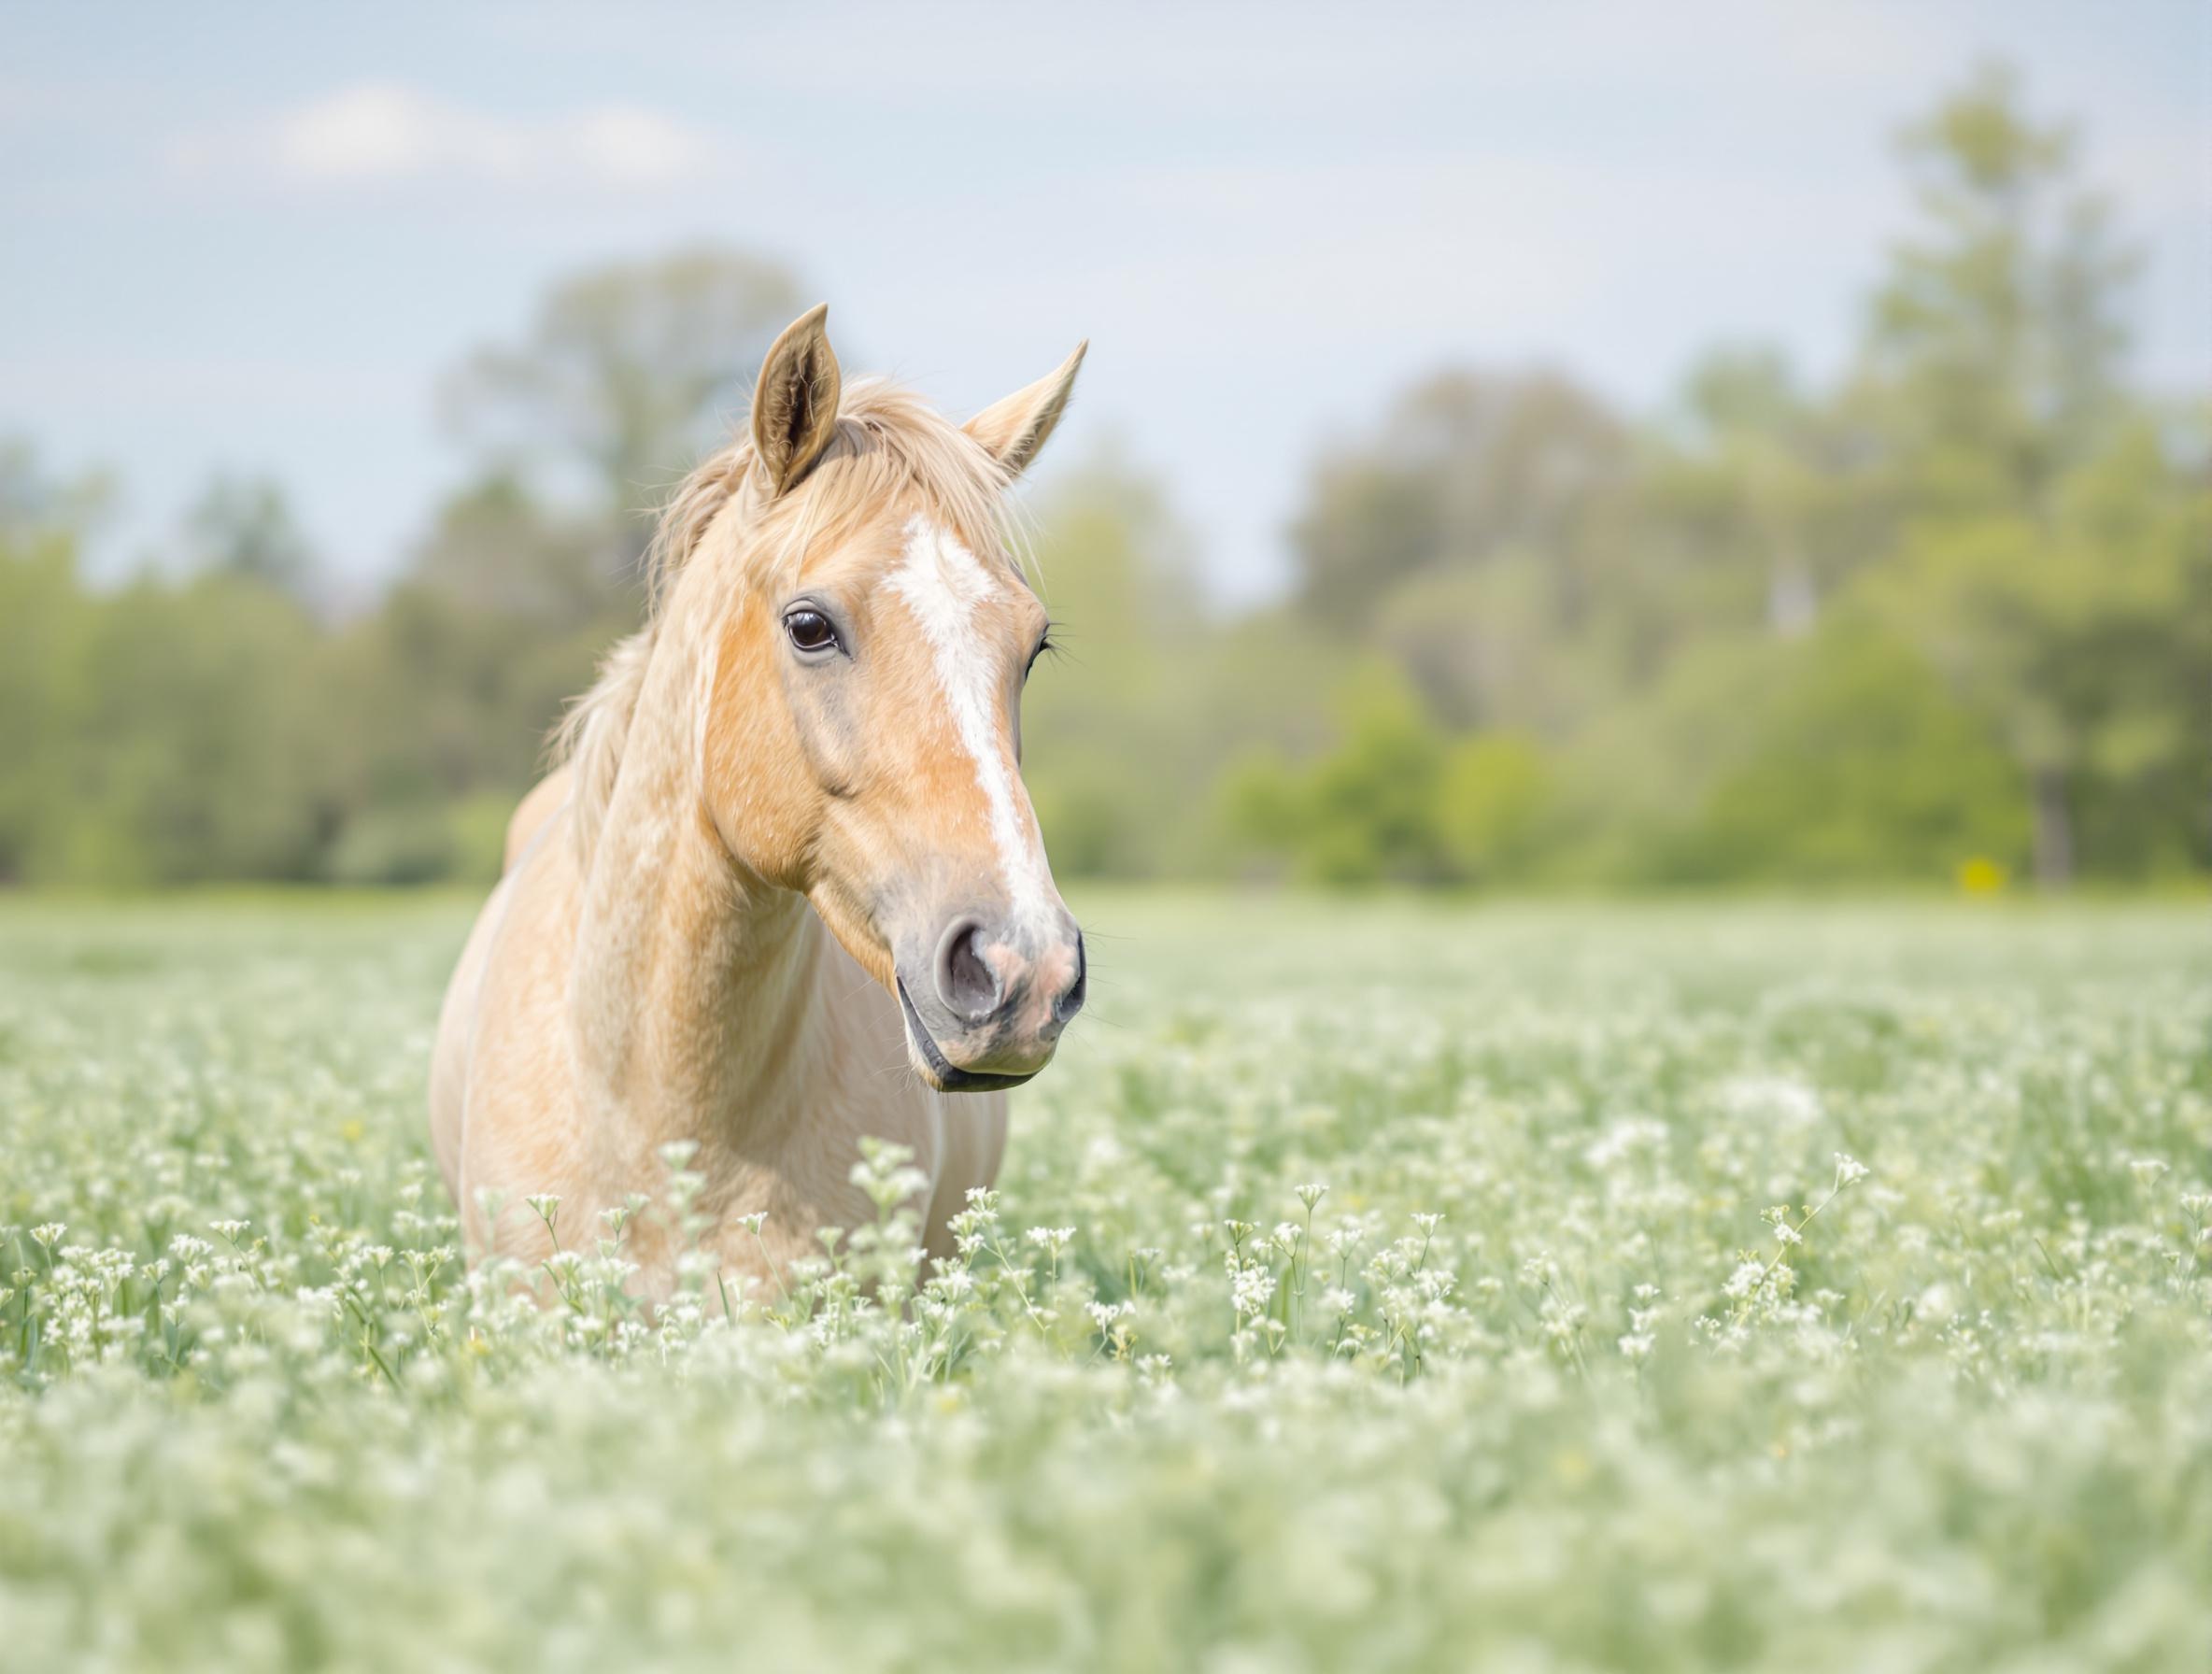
[567,613,824,1156]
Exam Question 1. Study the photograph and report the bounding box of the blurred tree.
[1857,61,2136,517]
[402,473,625,626]
[442,247,806,553]
[43,572,337,884]
[324,476,637,857]
[1853,65,2179,885]
[0,445,107,882]
[1691,620,2029,883]
[1436,733,1552,884]
[1290,371,1632,643]
[1221,667,1453,885]
[1536,638,1783,886]
[1020,452,1335,877]
[1865,421,2208,886]
[0,522,89,881]
[0,438,116,539]
[1644,348,1889,642]
[1369,559,1611,736]
[181,474,319,604]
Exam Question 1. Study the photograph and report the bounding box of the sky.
[3,1,2205,605]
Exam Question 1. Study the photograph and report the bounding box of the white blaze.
[887,517,1057,934]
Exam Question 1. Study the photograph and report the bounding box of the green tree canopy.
[181,474,319,605]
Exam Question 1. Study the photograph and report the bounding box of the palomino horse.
[431,305,1089,1291]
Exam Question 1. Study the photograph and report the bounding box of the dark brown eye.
[785,609,838,653]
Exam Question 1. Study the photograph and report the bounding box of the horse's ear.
[750,304,843,495]
[965,341,1087,477]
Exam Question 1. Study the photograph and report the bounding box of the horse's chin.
[895,976,1047,1093]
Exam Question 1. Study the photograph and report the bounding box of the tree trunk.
[2032,766,2074,888]
[1767,561,1817,638]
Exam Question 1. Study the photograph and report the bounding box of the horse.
[430,305,1090,1293]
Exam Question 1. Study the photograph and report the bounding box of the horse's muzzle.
[893,912,1085,1092]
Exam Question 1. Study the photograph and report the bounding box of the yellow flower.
[1956,856,2008,896]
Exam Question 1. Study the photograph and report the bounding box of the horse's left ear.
[965,341,1087,477]
[751,304,843,495]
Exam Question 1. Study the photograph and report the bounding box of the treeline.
[0,472,630,885]
[0,67,2205,890]
[1006,66,2211,889]
[0,248,792,888]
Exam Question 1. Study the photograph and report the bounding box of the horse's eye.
[784,609,838,654]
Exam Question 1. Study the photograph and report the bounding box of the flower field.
[1,893,2207,1671]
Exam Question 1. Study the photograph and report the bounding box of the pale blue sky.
[3,1,2205,603]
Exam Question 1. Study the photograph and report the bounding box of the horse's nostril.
[936,921,1000,1022]
[1055,935,1088,1025]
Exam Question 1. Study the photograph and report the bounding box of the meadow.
[1,892,2206,1672]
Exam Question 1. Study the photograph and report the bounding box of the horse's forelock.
[553,379,1024,865]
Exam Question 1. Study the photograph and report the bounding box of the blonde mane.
[553,378,1023,860]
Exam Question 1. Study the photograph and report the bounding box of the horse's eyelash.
[1028,625,1062,669]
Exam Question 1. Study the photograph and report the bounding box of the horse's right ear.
[965,341,1086,477]
[750,304,843,496]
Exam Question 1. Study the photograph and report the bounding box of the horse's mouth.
[896,976,1044,1093]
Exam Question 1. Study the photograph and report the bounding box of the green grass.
[1,892,2208,1671]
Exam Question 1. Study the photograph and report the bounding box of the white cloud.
[276,85,453,181]
[172,82,723,191]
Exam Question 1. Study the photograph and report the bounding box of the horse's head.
[695,306,1087,1091]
